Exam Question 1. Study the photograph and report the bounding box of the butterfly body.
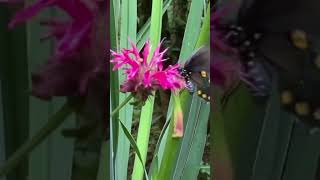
[217,23,273,97]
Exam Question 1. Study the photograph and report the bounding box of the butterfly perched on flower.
[180,46,210,102]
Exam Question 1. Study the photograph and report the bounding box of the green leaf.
[178,0,205,61]
[172,6,210,180]
[118,120,149,180]
[110,0,119,167]
[113,0,137,180]
[109,98,115,180]
[211,88,232,180]
[221,87,261,179]
[148,116,171,178]
[156,1,206,179]
[213,82,260,180]
[132,0,164,179]
[97,141,110,180]
[136,0,172,50]
[282,124,320,180]
[174,96,210,180]
[0,99,75,177]
[0,5,29,180]
[26,7,76,180]
[251,77,294,180]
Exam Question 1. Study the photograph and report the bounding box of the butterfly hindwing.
[196,85,210,101]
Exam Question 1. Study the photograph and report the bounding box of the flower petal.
[142,40,150,64]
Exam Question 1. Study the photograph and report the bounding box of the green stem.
[110,93,133,117]
[131,98,155,180]
[0,100,76,176]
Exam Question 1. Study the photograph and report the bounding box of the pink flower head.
[111,39,186,102]
[7,0,99,59]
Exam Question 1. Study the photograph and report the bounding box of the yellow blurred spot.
[290,30,309,50]
[200,71,207,78]
[201,94,207,99]
[295,102,310,116]
[281,90,293,105]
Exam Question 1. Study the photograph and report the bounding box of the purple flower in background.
[211,8,243,90]
[111,40,186,102]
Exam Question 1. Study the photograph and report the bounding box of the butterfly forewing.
[184,46,210,72]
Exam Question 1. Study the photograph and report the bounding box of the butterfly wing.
[184,46,210,72]
[236,0,320,128]
[183,46,210,101]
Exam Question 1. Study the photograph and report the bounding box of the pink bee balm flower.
[111,40,186,102]
[6,0,99,59]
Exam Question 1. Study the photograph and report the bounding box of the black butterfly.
[216,0,320,128]
[180,46,210,102]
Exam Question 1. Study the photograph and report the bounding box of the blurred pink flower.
[3,0,107,100]
[111,40,186,102]
[8,0,99,59]
[4,0,108,139]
